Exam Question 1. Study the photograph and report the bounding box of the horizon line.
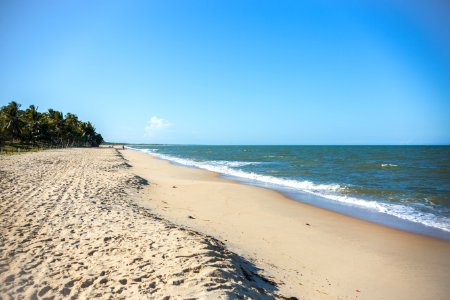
[105,142,450,146]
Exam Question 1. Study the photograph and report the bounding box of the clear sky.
[1,0,449,144]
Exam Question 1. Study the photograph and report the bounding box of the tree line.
[0,101,103,148]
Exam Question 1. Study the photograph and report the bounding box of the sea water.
[128,145,450,240]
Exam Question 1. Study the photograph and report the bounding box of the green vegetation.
[0,101,103,152]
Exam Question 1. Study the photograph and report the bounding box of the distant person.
[122,145,125,150]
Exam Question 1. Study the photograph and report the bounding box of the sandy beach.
[3,0,449,298]
[0,148,282,299]
[124,149,450,300]
[1,148,449,299]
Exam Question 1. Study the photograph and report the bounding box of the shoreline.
[123,148,450,299]
[219,174,450,241]
[128,146,450,241]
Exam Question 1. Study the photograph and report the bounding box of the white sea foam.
[128,147,450,233]
[141,148,159,153]
[156,153,341,192]
[311,194,450,232]
[208,160,258,168]
[381,163,398,167]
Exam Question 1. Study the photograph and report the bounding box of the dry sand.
[0,148,284,299]
[123,149,450,300]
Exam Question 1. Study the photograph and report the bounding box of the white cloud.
[145,116,171,136]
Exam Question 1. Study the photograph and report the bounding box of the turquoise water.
[129,145,450,239]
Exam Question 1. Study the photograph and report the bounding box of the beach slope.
[123,149,450,300]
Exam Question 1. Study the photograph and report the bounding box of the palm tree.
[2,101,23,142]
[92,133,103,147]
[81,121,95,146]
[0,101,103,149]
[64,113,81,147]
[23,105,41,146]
[46,109,65,146]
[0,108,5,146]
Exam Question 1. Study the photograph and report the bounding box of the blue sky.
[1,0,449,144]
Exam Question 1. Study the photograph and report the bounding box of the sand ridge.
[0,148,284,299]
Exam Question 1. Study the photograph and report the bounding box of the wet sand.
[124,148,450,300]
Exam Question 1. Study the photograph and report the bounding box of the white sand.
[2,147,449,299]
[0,148,283,299]
[123,148,450,300]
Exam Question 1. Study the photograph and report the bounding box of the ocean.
[128,145,450,240]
